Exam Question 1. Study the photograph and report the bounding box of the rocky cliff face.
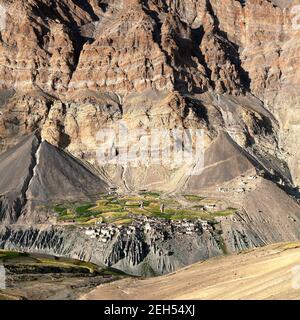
[0,219,223,276]
[0,0,293,183]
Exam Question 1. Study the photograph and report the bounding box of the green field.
[53,193,237,226]
[0,251,28,261]
[183,195,205,202]
[0,250,127,300]
[0,250,124,275]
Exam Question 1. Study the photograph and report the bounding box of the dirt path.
[80,243,300,300]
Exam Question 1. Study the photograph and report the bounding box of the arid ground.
[81,243,300,300]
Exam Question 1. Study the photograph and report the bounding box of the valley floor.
[81,243,300,300]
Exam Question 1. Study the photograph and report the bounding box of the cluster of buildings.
[82,215,213,241]
[84,224,117,242]
[170,220,211,234]
[217,175,258,194]
[236,175,258,193]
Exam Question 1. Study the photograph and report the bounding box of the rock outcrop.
[0,0,295,186]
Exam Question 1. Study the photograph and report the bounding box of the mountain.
[0,133,108,223]
[0,0,298,188]
[0,134,39,223]
[0,0,300,277]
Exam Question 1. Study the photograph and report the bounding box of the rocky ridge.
[0,0,296,190]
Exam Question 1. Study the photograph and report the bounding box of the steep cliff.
[0,0,297,186]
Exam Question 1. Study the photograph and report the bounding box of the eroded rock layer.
[0,0,298,184]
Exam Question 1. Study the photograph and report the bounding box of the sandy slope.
[81,243,300,300]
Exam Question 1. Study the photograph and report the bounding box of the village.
[82,214,212,242]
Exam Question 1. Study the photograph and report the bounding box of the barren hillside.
[81,243,300,300]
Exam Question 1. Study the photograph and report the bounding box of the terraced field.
[53,193,237,226]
